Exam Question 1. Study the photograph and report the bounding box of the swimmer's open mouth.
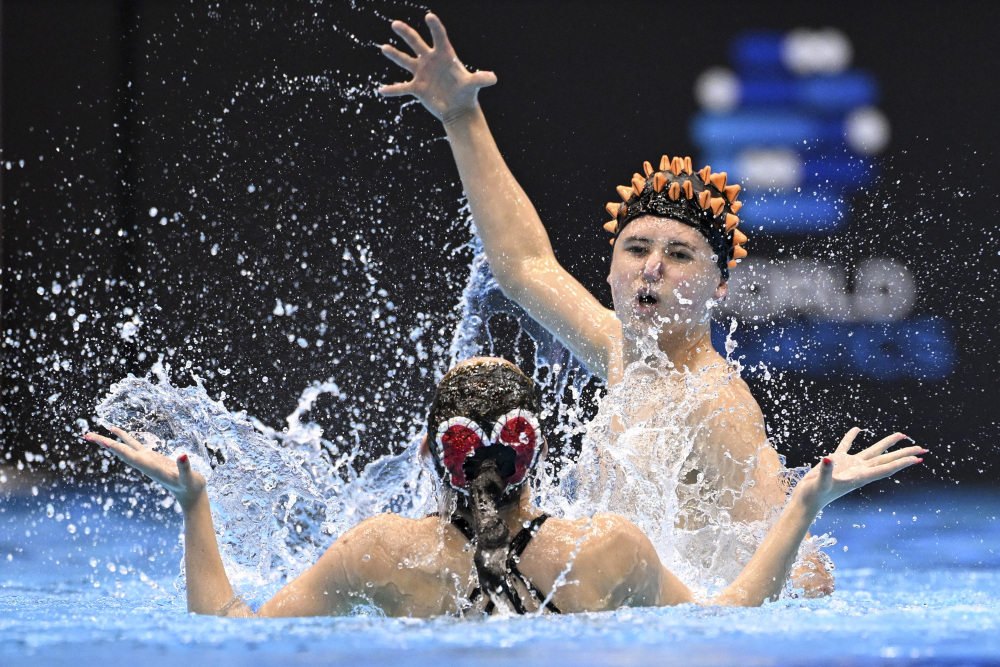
[635,289,659,308]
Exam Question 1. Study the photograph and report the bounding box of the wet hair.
[603,155,748,280]
[426,359,542,611]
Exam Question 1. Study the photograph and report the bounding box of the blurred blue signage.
[696,28,953,380]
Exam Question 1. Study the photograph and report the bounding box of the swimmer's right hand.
[377,13,497,124]
[84,427,207,511]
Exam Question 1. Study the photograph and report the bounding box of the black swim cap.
[604,155,748,280]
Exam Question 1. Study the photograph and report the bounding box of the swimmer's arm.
[253,520,378,618]
[378,14,618,376]
[85,429,382,617]
[709,428,922,607]
[441,106,620,376]
[180,489,253,616]
[717,399,836,596]
[84,429,248,616]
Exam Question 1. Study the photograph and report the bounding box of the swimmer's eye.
[624,244,648,256]
[669,251,693,261]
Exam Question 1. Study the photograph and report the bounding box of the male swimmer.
[378,14,836,592]
[85,358,922,617]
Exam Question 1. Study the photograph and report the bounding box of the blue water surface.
[1,484,997,666]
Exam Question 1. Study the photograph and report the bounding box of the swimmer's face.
[607,216,727,336]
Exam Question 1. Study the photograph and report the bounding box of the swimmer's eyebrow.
[622,235,697,251]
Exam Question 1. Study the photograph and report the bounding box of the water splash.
[93,373,435,598]
[92,229,834,604]
[449,257,830,597]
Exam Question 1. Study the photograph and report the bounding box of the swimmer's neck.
[454,485,539,536]
[621,324,721,373]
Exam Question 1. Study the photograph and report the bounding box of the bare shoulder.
[540,512,646,546]
[318,513,470,617]
[690,368,777,461]
[525,513,662,612]
[696,368,765,426]
[528,513,653,570]
[325,513,400,564]
[341,513,464,551]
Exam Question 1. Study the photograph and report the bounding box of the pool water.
[2,484,997,666]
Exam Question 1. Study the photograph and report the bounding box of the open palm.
[795,427,925,512]
[378,13,497,123]
[85,427,206,510]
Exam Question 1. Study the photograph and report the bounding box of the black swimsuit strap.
[506,514,562,614]
[430,511,562,615]
[425,511,476,541]
[509,514,550,558]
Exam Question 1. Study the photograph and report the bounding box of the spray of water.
[92,226,833,605]
[15,2,978,610]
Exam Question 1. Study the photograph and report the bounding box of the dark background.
[2,1,997,487]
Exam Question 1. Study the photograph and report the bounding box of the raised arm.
[378,14,620,376]
[708,428,924,607]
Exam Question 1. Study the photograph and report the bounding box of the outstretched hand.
[794,427,925,512]
[84,428,206,511]
[378,13,497,123]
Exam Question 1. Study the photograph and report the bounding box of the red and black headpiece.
[434,409,541,494]
[426,360,543,499]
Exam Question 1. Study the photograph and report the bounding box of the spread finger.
[381,44,418,72]
[378,82,414,97]
[425,14,451,53]
[391,20,431,55]
[109,427,144,450]
[870,445,926,467]
[834,427,861,455]
[859,433,908,460]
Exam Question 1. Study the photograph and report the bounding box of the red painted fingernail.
[916,458,924,463]
[178,454,188,464]
[822,457,832,465]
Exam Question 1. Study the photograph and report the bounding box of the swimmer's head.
[426,357,544,612]
[426,357,543,504]
[603,156,747,280]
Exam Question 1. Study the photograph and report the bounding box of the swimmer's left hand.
[794,428,925,512]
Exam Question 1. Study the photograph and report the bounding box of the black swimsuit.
[438,512,562,615]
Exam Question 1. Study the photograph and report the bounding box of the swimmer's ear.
[419,434,430,459]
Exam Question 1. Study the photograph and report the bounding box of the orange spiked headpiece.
[604,155,747,279]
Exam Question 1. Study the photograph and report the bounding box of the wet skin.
[608,216,727,365]
[85,417,923,617]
